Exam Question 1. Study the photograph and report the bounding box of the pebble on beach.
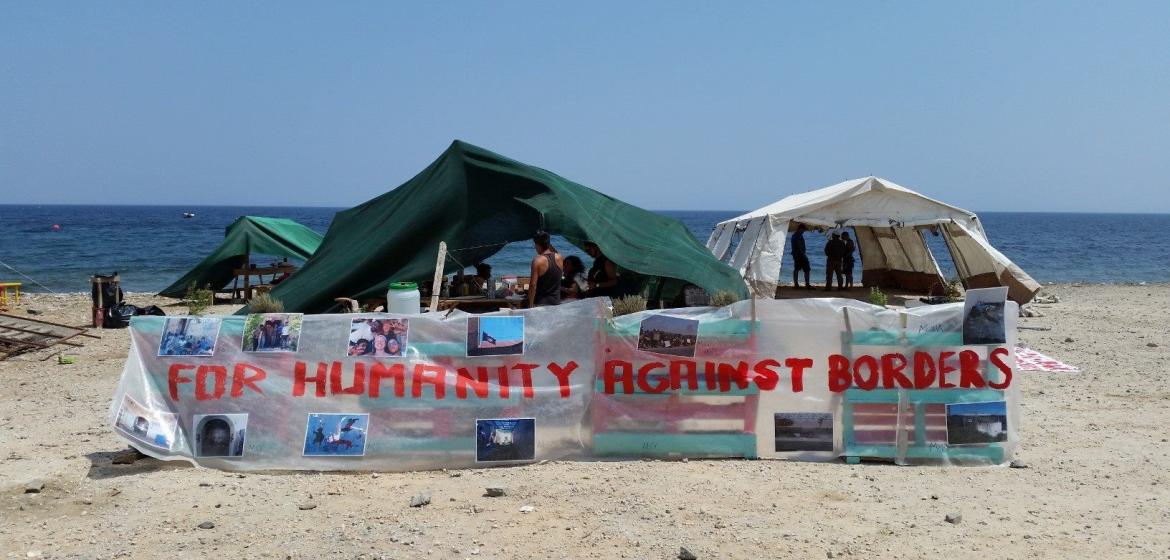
[485,486,507,497]
[410,493,431,508]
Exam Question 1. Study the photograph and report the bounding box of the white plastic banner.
[110,295,1019,471]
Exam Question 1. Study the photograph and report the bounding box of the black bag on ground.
[135,305,166,316]
[104,303,137,329]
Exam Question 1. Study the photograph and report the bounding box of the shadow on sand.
[85,448,192,480]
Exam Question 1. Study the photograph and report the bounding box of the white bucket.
[386,282,421,315]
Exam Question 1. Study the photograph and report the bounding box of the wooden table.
[229,264,296,301]
[435,296,525,313]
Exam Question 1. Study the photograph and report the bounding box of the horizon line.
[0,202,1168,217]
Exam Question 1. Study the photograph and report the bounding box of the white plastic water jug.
[386,282,421,314]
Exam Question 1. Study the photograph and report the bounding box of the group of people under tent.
[452,232,627,308]
[789,223,857,291]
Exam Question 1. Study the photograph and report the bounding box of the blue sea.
[0,205,1166,293]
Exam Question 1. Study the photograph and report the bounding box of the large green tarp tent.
[263,140,748,313]
[159,216,323,297]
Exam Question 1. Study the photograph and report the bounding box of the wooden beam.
[0,313,98,338]
[0,322,80,338]
[0,334,51,348]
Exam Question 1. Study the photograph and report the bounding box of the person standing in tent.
[528,231,564,307]
[472,262,493,296]
[584,241,619,298]
[824,232,846,291]
[842,231,856,289]
[790,224,812,289]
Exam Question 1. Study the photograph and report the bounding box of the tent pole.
[243,252,250,301]
[428,242,447,313]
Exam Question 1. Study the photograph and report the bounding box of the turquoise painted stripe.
[130,316,167,331]
[593,432,757,458]
[849,331,901,345]
[849,331,976,346]
[844,388,1004,403]
[367,437,473,453]
[844,443,1005,463]
[604,319,756,338]
[908,332,964,345]
[410,342,468,357]
[594,379,759,396]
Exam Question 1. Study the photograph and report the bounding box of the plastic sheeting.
[110,295,1020,471]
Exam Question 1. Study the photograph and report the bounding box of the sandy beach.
[1,284,1167,559]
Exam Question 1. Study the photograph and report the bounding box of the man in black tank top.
[528,231,564,307]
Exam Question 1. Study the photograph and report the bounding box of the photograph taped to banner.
[476,418,535,462]
[467,315,524,357]
[347,317,408,357]
[946,401,1008,446]
[158,317,221,357]
[637,314,700,358]
[303,413,369,457]
[243,313,303,353]
[774,412,833,452]
[963,287,1009,345]
[193,413,248,457]
[114,394,178,451]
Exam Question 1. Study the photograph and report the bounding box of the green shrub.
[249,292,285,314]
[709,290,741,307]
[868,286,888,308]
[612,294,647,316]
[945,278,964,302]
[184,282,213,315]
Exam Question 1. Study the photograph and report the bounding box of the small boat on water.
[182,212,196,218]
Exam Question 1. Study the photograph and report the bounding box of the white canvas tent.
[706,176,1040,304]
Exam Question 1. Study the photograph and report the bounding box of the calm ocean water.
[0,205,1166,293]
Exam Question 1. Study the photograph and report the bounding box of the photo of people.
[193,413,248,457]
[476,418,535,462]
[946,401,1009,445]
[346,318,408,357]
[637,314,700,358]
[774,412,834,452]
[962,286,1009,345]
[242,313,303,352]
[303,413,368,457]
[158,317,221,357]
[466,316,525,357]
[113,394,178,451]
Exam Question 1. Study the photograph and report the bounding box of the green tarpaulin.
[159,216,323,297]
[262,140,748,313]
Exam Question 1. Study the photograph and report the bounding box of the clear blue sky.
[3,2,1168,213]
[479,316,524,343]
